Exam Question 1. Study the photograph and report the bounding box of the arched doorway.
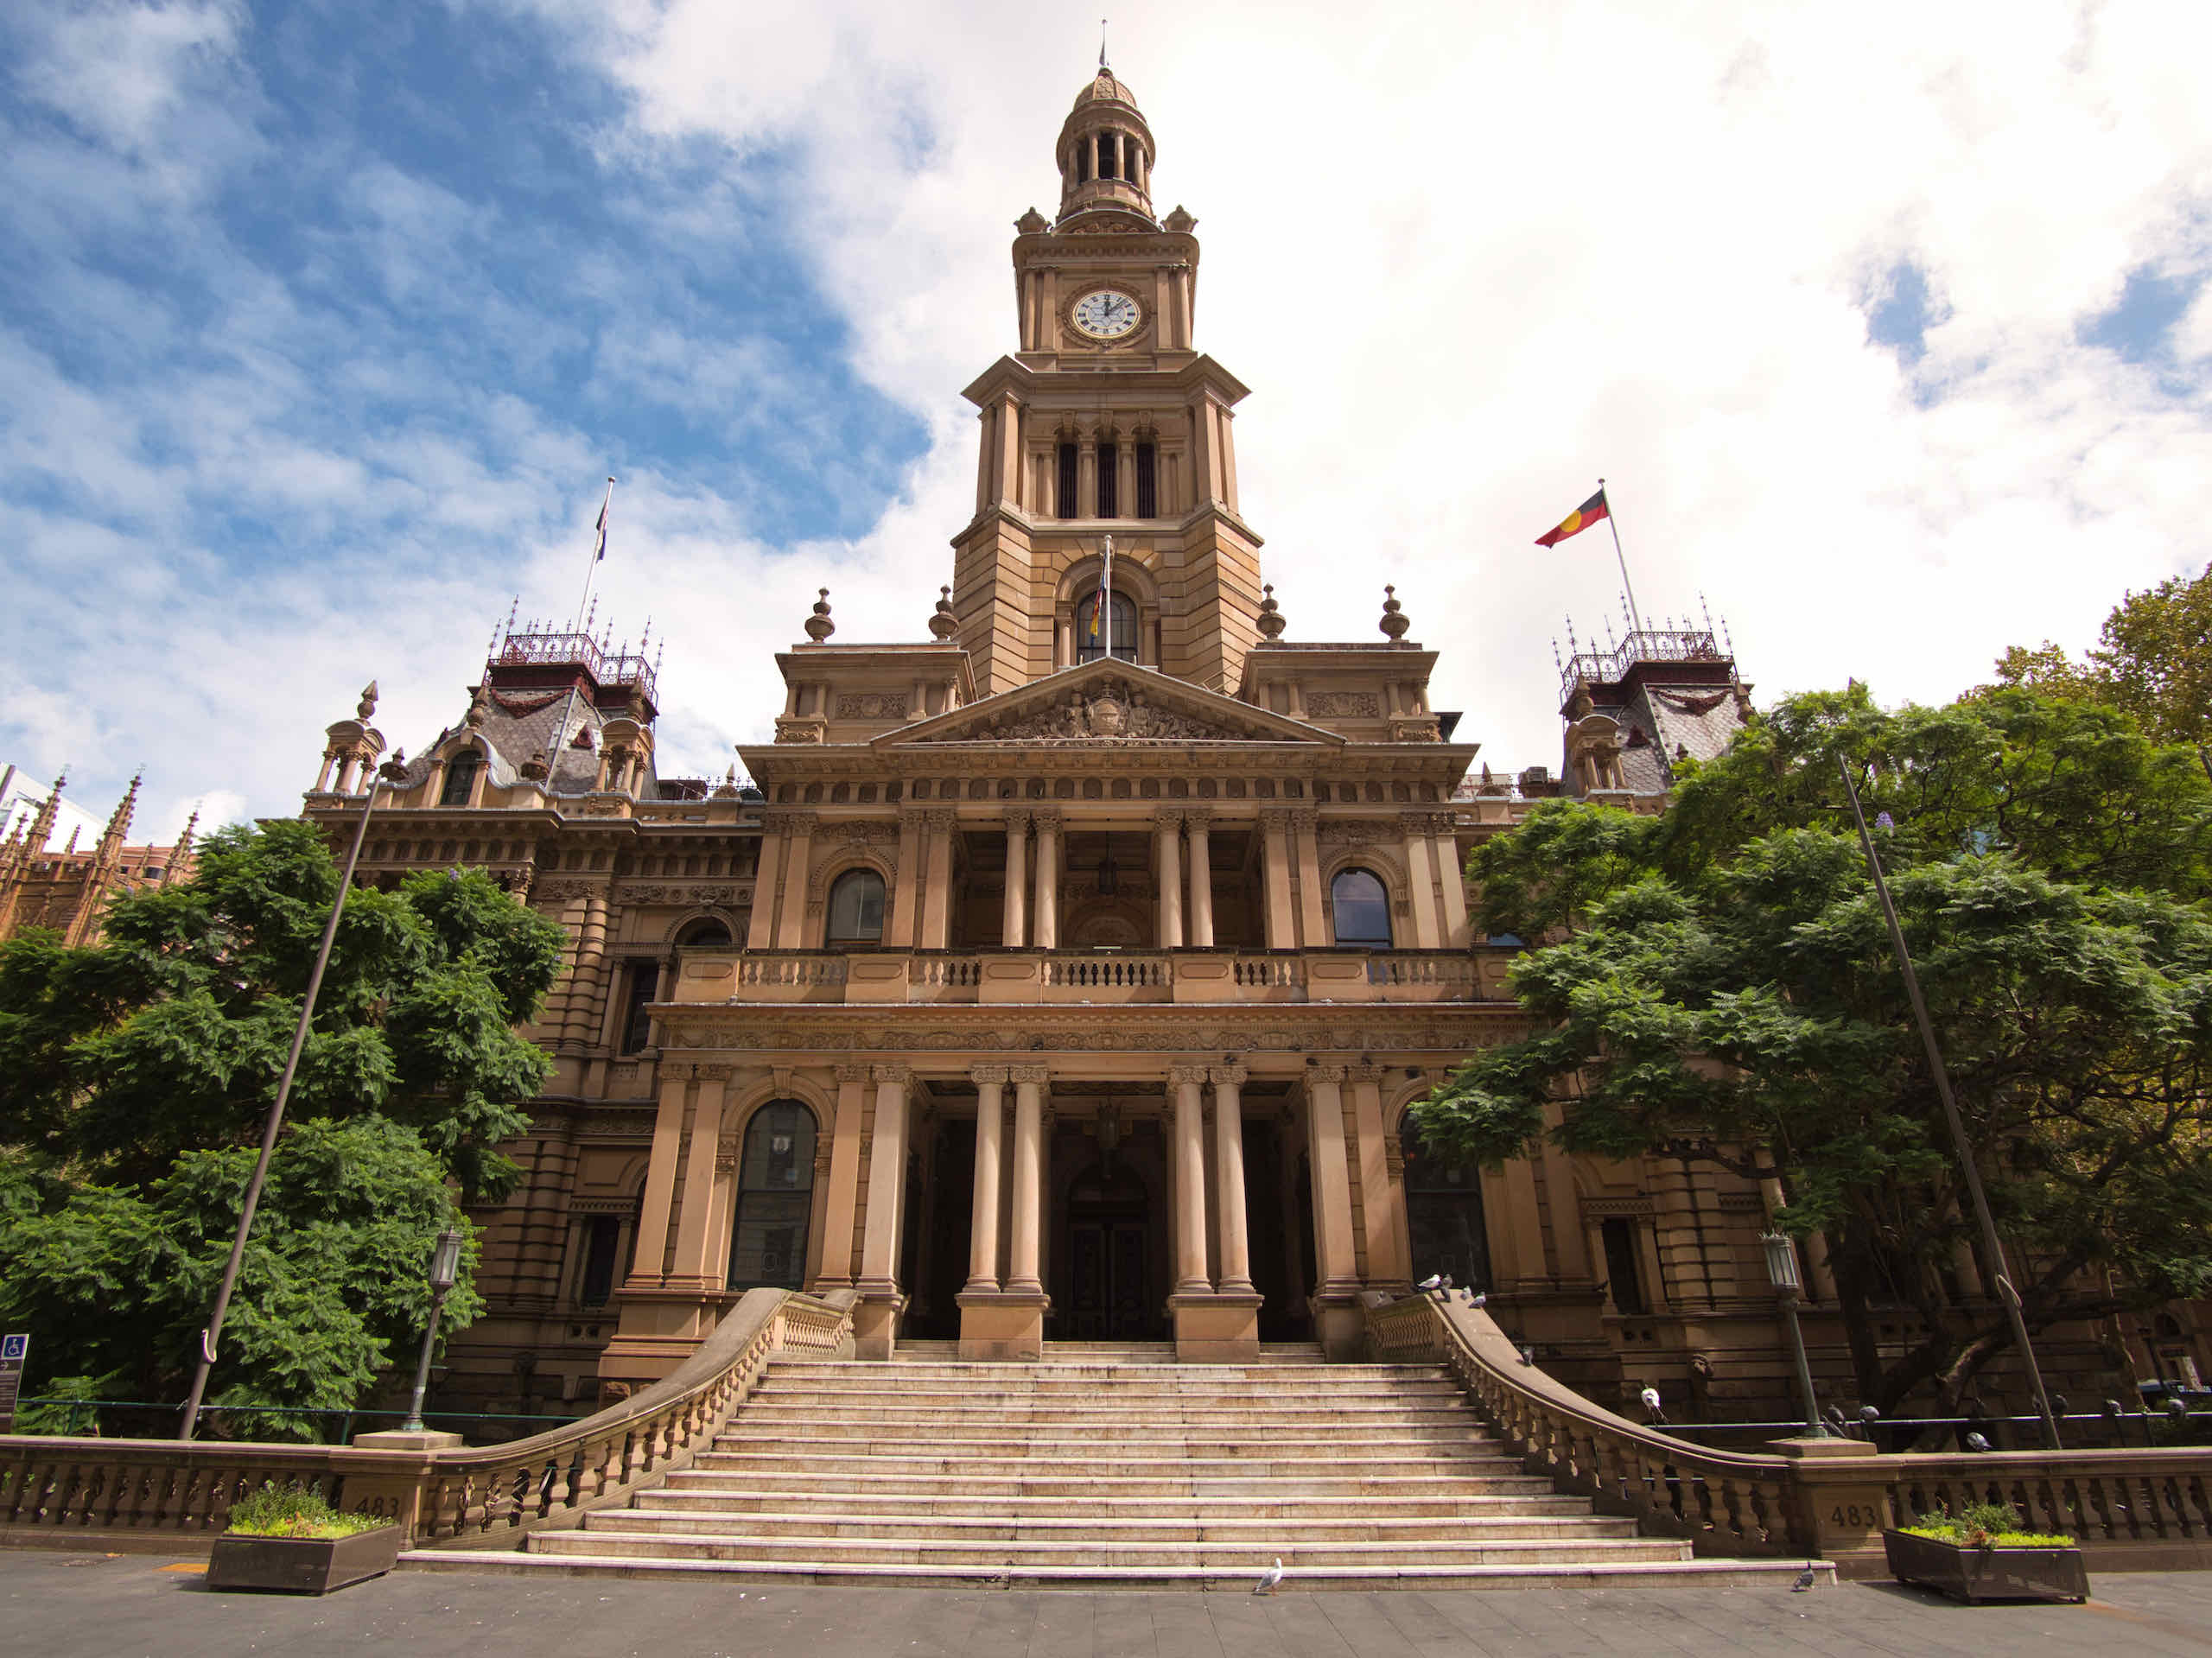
[1402,1114,1492,1293]
[726,1100,817,1291]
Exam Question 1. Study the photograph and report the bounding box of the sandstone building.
[0,768,198,948]
[300,68,2206,1425]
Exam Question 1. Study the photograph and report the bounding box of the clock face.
[1071,289,1141,340]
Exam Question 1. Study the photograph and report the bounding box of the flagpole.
[1597,476,1646,638]
[1102,534,1115,662]
[574,477,615,632]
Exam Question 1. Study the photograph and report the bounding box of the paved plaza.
[3,1550,2209,1657]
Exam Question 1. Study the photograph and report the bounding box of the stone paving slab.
[5,1548,2211,1656]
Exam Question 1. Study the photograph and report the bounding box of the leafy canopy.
[0,821,567,1433]
[1985,559,2212,749]
[1416,685,2212,1413]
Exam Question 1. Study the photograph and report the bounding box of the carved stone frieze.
[836,693,910,719]
[1306,692,1380,718]
[925,678,1287,745]
[1318,820,1392,846]
[534,878,608,904]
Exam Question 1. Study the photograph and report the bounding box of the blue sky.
[4,1,2210,843]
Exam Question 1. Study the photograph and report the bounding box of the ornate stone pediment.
[877,663,1338,748]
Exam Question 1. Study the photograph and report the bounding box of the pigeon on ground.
[1254,1558,1285,1596]
[1466,1291,1485,1308]
[1964,1431,1993,1452]
[1791,1563,1817,1592]
[1415,1274,1444,1292]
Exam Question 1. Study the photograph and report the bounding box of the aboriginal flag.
[1535,488,1609,548]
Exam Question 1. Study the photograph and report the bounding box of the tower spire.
[1100,16,1109,68]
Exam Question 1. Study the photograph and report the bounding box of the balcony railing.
[674,948,1511,1007]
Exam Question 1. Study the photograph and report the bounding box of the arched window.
[727,1100,817,1291]
[1330,867,1392,946]
[675,918,732,948]
[1402,1115,1491,1295]
[825,867,886,944]
[439,751,481,806]
[1074,589,1139,663]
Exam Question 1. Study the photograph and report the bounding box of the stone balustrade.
[0,1287,854,1553]
[674,947,1510,1007]
[1366,1292,2212,1577]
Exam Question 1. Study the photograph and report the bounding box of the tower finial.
[1100,16,1109,68]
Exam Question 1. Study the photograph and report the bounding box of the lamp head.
[428,1227,465,1293]
[1758,1232,1802,1293]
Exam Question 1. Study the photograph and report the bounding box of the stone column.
[1001,810,1029,947]
[887,811,923,948]
[1400,813,1444,948]
[1210,1065,1253,1294]
[1434,821,1471,945]
[773,813,817,949]
[1033,810,1061,949]
[747,824,785,949]
[857,1065,911,1293]
[919,809,956,948]
[1154,809,1185,948]
[816,1065,870,1285]
[966,1066,1008,1292]
[1169,1064,1212,1293]
[667,1066,730,1286]
[1348,1064,1408,1290]
[1116,437,1135,520]
[1305,1066,1361,1299]
[1185,810,1215,948]
[1259,809,1295,949]
[628,1064,691,1285]
[1078,437,1098,518]
[1006,1065,1049,1295]
[1292,808,1326,947]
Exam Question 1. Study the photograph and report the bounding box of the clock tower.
[952,64,1262,698]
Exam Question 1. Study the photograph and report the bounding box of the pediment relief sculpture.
[916,678,1296,746]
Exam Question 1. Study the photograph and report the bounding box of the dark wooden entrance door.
[1067,1216,1148,1338]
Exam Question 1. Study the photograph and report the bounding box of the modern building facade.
[300,67,2206,1425]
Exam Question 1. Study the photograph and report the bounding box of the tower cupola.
[1056,66,1155,225]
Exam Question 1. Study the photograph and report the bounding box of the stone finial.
[464,682,489,729]
[1015,207,1049,234]
[520,749,550,782]
[1255,582,1286,640]
[804,588,836,642]
[929,585,960,641]
[378,749,410,785]
[1164,205,1197,233]
[711,764,739,799]
[357,681,378,721]
[1379,585,1410,642]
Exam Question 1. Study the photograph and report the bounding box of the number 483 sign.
[0,1332,29,1432]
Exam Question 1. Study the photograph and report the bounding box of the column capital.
[923,808,958,830]
[834,1063,873,1083]
[1208,1064,1248,1089]
[1181,806,1212,829]
[1307,1062,1349,1084]
[1400,810,1455,835]
[1030,808,1064,829]
[772,810,817,836]
[1344,1062,1388,1083]
[695,1063,735,1082]
[660,1061,697,1082]
[1167,1063,1210,1088]
[969,1064,1011,1086]
[870,1063,912,1085]
[1003,806,1032,829]
[1154,808,1185,831]
[1007,1064,1052,1086]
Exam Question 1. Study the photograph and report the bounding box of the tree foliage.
[0,822,567,1433]
[1416,685,2212,1414]
[1986,560,2212,749]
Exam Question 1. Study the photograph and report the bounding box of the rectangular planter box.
[207,1526,403,1595]
[1882,1528,2089,1604]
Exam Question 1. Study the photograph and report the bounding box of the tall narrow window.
[1329,867,1393,946]
[1601,1217,1649,1315]
[1096,446,1118,518]
[1096,131,1114,180]
[1135,442,1157,518]
[619,962,658,1054]
[439,751,480,806]
[728,1101,817,1291]
[1076,141,1090,183]
[1057,442,1079,518]
[1402,1116,1492,1295]
[1074,590,1139,663]
[826,868,886,943]
[579,1215,622,1305]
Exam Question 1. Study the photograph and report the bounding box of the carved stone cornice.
[1208,1064,1249,1089]
[969,1064,1011,1086]
[1167,1064,1210,1088]
[1007,1064,1052,1086]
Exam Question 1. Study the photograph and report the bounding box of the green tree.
[1987,561,2212,749]
[0,821,567,1435]
[1414,687,2212,1416]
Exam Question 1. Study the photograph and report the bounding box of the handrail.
[1366,1293,1799,1556]
[0,1286,855,1550]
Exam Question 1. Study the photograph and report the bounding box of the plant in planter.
[1883,1501,2089,1604]
[206,1482,403,1595]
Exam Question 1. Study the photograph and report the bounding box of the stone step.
[645,1488,1589,1519]
[602,1508,1643,1544]
[749,1376,1465,1399]
[696,1444,1522,1471]
[665,1470,1559,1500]
[404,1550,1840,1594]
[725,1412,1491,1438]
[530,1528,1691,1569]
[778,1360,1432,1379]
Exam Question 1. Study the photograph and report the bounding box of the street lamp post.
[402,1229,466,1434]
[1762,1232,1830,1438]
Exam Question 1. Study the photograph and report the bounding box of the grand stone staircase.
[410,1343,1822,1589]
